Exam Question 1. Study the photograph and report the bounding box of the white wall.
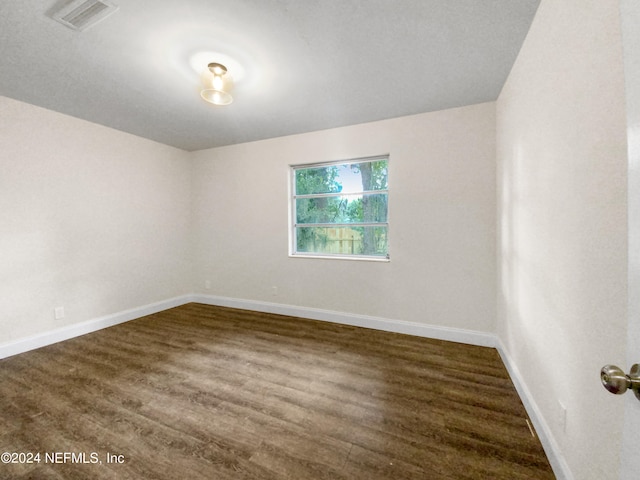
[0,96,192,346]
[191,103,497,333]
[496,1,628,479]
[619,0,640,477]
[2,3,634,475]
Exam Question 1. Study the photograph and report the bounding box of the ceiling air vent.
[52,0,119,32]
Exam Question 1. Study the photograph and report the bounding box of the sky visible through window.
[335,164,365,195]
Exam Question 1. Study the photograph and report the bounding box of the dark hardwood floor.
[0,303,555,479]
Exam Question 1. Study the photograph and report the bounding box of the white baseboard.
[496,340,574,480]
[0,294,195,360]
[0,293,494,358]
[193,295,571,478]
[191,294,498,348]
[0,293,570,480]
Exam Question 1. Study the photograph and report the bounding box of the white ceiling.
[0,0,540,151]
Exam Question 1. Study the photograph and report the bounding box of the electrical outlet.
[205,280,211,289]
[558,401,567,433]
[272,286,278,296]
[54,306,65,320]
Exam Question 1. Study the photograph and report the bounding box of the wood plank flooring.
[0,303,555,479]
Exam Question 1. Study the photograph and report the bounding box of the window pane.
[295,166,341,195]
[352,160,388,191]
[295,193,388,224]
[296,226,388,256]
[295,159,388,195]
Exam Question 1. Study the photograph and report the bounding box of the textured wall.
[619,0,640,477]
[191,103,497,332]
[0,96,193,344]
[496,1,628,478]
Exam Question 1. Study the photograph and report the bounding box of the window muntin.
[291,156,389,259]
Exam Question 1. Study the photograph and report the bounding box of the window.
[291,156,389,260]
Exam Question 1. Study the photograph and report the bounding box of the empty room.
[1,1,638,479]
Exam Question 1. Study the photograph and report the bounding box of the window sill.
[289,253,390,262]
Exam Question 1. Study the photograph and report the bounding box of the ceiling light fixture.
[200,62,233,106]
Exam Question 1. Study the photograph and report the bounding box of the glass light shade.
[200,62,234,106]
[200,88,233,105]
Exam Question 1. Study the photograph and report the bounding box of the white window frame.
[289,155,390,261]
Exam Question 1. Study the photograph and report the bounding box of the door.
[620,1,640,478]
